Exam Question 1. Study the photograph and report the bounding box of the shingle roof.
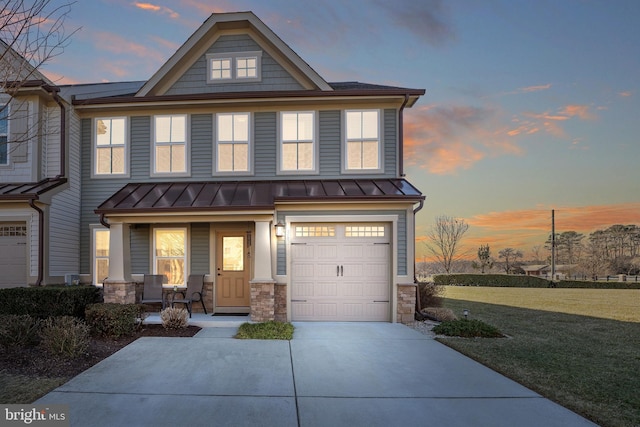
[95,179,424,215]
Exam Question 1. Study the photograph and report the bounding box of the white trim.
[92,117,129,178]
[277,110,319,175]
[342,109,384,174]
[151,114,190,178]
[206,51,263,84]
[214,112,253,175]
[282,214,399,323]
[90,225,110,286]
[152,226,189,286]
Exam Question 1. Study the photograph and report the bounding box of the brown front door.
[216,232,250,308]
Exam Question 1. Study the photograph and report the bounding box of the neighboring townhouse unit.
[0,41,80,288]
[1,12,425,323]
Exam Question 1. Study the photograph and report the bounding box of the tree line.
[422,215,640,276]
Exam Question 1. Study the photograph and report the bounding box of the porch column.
[252,220,274,282]
[250,220,275,321]
[103,221,135,304]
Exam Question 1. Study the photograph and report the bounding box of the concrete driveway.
[36,322,597,427]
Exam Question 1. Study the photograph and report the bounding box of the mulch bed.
[0,324,201,379]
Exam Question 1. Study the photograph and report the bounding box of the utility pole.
[551,209,556,280]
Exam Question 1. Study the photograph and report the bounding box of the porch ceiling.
[95,179,424,215]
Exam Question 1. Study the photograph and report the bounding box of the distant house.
[523,264,577,279]
[0,12,425,323]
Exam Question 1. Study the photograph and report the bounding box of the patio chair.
[141,274,167,310]
[171,274,207,317]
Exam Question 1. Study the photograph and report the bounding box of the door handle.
[340,265,343,276]
[337,265,340,277]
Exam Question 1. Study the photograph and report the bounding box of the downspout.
[26,87,67,286]
[99,213,110,229]
[413,199,424,285]
[28,198,44,286]
[398,94,410,177]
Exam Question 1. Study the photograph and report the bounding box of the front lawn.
[438,290,640,427]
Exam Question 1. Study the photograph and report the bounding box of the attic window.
[207,51,262,83]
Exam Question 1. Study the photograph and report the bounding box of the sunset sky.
[40,0,640,261]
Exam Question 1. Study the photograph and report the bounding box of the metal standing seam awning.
[94,179,425,217]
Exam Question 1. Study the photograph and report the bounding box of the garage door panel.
[0,225,27,288]
[291,223,390,322]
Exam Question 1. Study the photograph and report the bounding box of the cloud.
[468,202,640,234]
[502,83,552,96]
[618,91,632,97]
[371,0,455,46]
[518,104,597,139]
[404,104,523,174]
[559,105,596,120]
[133,2,180,19]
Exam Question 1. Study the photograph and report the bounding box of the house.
[1,12,425,323]
[0,40,79,289]
[523,264,577,279]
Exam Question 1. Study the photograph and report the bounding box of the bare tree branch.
[425,215,469,274]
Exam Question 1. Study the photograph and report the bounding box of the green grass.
[0,372,67,404]
[432,318,503,338]
[438,293,640,427]
[235,321,294,340]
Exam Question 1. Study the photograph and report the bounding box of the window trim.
[214,112,253,175]
[278,111,318,175]
[151,114,190,178]
[342,109,383,174]
[91,226,110,287]
[153,226,189,287]
[206,51,262,84]
[93,117,129,178]
[0,104,9,166]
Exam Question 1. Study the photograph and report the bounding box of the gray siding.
[130,116,151,179]
[166,35,304,95]
[384,109,397,177]
[190,223,210,273]
[318,110,341,176]
[254,112,277,177]
[191,114,213,179]
[131,225,150,274]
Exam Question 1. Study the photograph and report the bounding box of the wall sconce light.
[274,221,285,238]
[463,309,470,319]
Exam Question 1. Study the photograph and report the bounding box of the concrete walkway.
[35,321,597,427]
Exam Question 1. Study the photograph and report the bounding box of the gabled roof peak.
[136,11,332,97]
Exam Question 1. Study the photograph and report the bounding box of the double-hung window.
[0,106,7,165]
[216,113,250,173]
[345,110,381,171]
[92,228,110,286]
[154,115,188,175]
[95,117,127,176]
[281,112,315,172]
[154,228,187,286]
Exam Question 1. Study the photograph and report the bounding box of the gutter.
[413,199,425,284]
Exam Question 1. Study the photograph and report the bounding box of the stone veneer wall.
[250,282,275,322]
[397,284,416,324]
[274,284,287,322]
[103,281,136,304]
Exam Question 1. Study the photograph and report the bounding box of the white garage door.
[0,223,27,288]
[291,223,390,321]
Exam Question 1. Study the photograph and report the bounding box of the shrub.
[433,319,503,338]
[235,321,294,340]
[417,281,443,308]
[434,274,551,288]
[160,307,188,329]
[0,286,101,318]
[85,303,144,338]
[420,307,458,322]
[0,314,41,349]
[40,316,90,358]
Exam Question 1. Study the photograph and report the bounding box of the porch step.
[144,313,250,328]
